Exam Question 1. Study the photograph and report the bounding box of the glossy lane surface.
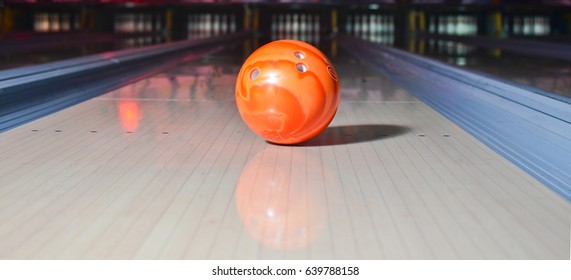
[0,42,568,259]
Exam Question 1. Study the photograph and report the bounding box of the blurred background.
[1,0,571,96]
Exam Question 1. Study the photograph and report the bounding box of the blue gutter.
[339,35,571,201]
[0,32,250,133]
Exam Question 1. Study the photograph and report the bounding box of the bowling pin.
[460,15,468,35]
[354,15,361,36]
[314,15,320,36]
[136,13,143,32]
[292,14,299,36]
[114,14,120,32]
[115,14,125,33]
[213,14,220,35]
[128,13,134,33]
[208,14,214,36]
[523,16,531,35]
[271,14,276,40]
[438,16,445,34]
[141,14,147,32]
[277,14,284,37]
[230,14,236,33]
[447,15,454,35]
[389,15,395,33]
[370,14,376,35]
[300,14,307,34]
[61,13,70,31]
[533,16,542,35]
[43,13,50,32]
[513,16,521,35]
[221,14,228,34]
[146,14,152,32]
[195,14,202,37]
[467,15,474,35]
[379,15,385,42]
[155,14,162,32]
[346,15,353,34]
[124,14,129,33]
[50,13,60,32]
[44,13,50,32]
[196,14,206,38]
[74,14,80,30]
[285,14,292,37]
[129,14,134,33]
[429,15,435,33]
[308,15,315,43]
[46,13,51,32]
[198,14,203,35]
[194,14,199,35]
[361,14,368,37]
[468,16,476,35]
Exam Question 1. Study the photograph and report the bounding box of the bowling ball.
[235,40,340,145]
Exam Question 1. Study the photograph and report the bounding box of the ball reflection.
[235,148,329,251]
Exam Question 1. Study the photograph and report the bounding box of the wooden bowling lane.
[0,47,569,260]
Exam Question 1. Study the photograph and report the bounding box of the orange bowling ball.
[235,40,340,144]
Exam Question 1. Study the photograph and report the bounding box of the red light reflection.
[118,100,142,132]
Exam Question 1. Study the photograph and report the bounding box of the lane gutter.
[0,32,251,133]
[339,34,571,201]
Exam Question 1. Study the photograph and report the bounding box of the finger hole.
[250,68,260,80]
[296,63,307,73]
